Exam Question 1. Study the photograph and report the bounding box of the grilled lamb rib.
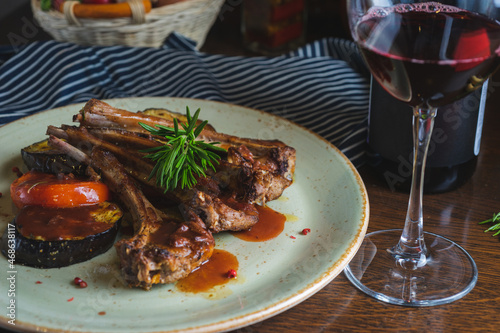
[47,125,260,233]
[48,98,296,229]
[90,148,214,290]
[75,99,295,199]
[49,137,214,290]
[76,99,295,184]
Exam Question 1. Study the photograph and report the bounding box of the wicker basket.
[31,0,225,48]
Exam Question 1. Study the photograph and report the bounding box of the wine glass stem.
[394,107,437,264]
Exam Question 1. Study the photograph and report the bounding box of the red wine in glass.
[344,1,500,307]
[356,3,500,107]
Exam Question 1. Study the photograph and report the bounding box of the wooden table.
[1,2,499,332]
[202,7,500,333]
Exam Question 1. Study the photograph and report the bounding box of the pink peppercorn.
[227,269,237,279]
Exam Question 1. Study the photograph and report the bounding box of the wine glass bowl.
[351,2,500,108]
[344,0,500,306]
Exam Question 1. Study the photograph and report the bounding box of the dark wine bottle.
[367,77,488,194]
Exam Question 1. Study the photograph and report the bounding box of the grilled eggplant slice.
[0,201,122,268]
[21,139,86,175]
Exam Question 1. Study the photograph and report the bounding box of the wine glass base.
[344,229,478,307]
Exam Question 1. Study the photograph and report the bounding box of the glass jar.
[242,0,306,55]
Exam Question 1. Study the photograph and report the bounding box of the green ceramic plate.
[0,97,369,333]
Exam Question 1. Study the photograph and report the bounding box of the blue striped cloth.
[0,33,369,167]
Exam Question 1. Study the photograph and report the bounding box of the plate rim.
[0,97,370,333]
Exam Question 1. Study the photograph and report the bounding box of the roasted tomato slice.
[11,170,110,208]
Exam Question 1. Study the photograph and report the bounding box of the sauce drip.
[149,218,214,250]
[17,204,118,241]
[176,249,238,293]
[232,205,286,242]
[148,221,178,246]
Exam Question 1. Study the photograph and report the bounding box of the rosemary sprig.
[479,212,500,236]
[139,107,226,192]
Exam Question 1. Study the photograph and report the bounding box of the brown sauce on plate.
[231,205,286,242]
[176,249,238,293]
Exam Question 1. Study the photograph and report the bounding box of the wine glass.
[344,0,500,306]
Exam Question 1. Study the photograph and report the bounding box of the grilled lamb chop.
[90,148,214,290]
[75,99,296,182]
[75,98,216,134]
[74,99,296,200]
[49,137,214,290]
[226,145,296,204]
[48,110,295,224]
[47,126,260,232]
